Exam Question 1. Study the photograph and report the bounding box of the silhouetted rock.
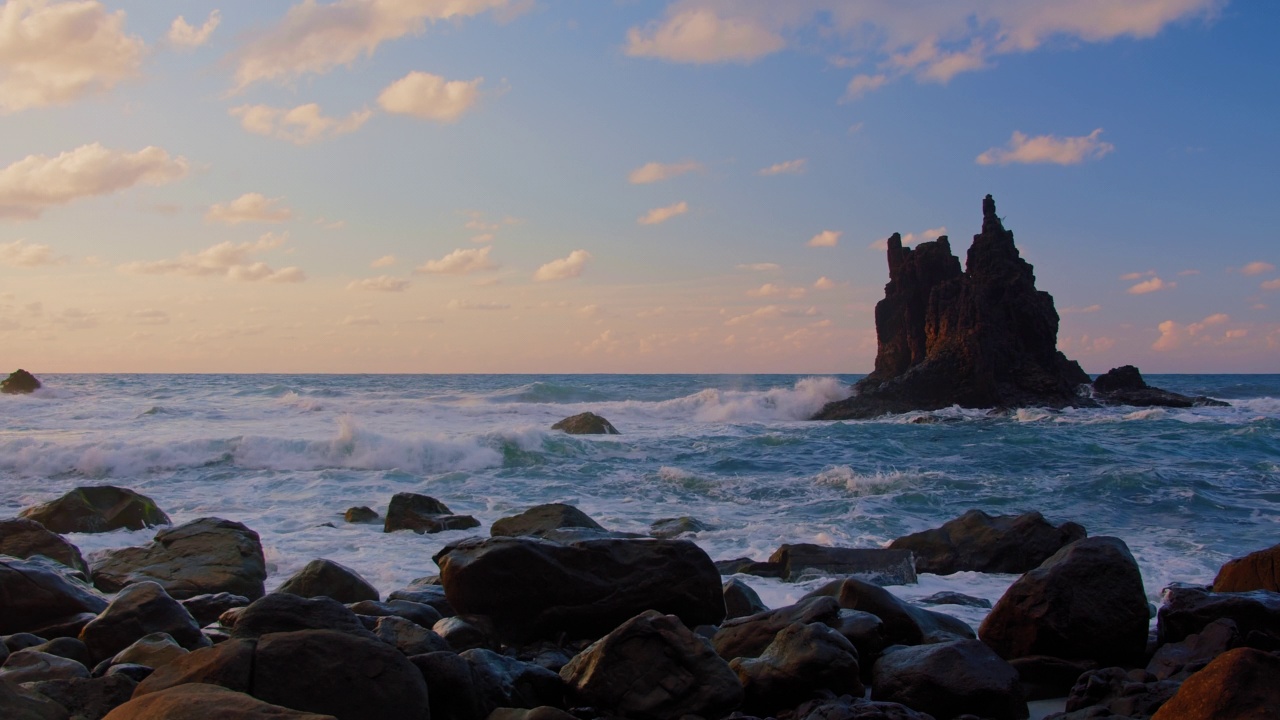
[383,492,480,534]
[888,509,1086,575]
[871,639,1028,720]
[20,486,170,534]
[276,559,379,603]
[0,517,88,573]
[1212,542,1280,592]
[1,369,41,394]
[723,578,769,620]
[490,503,604,538]
[0,556,108,635]
[1092,365,1228,408]
[732,621,863,715]
[1156,585,1280,646]
[551,412,619,434]
[814,195,1091,419]
[89,518,267,600]
[768,544,917,584]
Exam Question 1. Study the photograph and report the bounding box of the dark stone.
[888,510,1086,576]
[768,544,917,584]
[343,506,379,524]
[0,556,108,634]
[790,695,937,719]
[1008,655,1096,701]
[804,577,975,647]
[560,610,743,720]
[550,412,618,435]
[28,674,136,720]
[486,709,576,720]
[715,557,786,579]
[723,577,769,620]
[1149,647,1280,719]
[490,504,604,538]
[28,637,91,669]
[133,638,256,696]
[1091,365,1146,393]
[104,663,154,682]
[713,596,842,661]
[1212,542,1280,592]
[460,648,566,715]
[387,581,455,617]
[410,651,487,720]
[103,683,336,719]
[89,518,267,600]
[916,592,991,609]
[180,592,251,627]
[383,492,480,534]
[836,610,889,675]
[434,536,725,643]
[1156,585,1280,646]
[1,369,41,394]
[433,615,495,652]
[814,195,1092,420]
[979,537,1149,666]
[28,612,98,641]
[19,487,169,535]
[0,518,89,574]
[371,616,449,655]
[871,639,1028,720]
[0,650,90,683]
[1061,667,1178,718]
[348,599,442,629]
[1093,365,1229,408]
[4,633,47,653]
[1147,617,1238,681]
[0,676,69,720]
[229,593,377,641]
[276,559,379,604]
[649,516,709,538]
[78,581,206,664]
[731,621,863,715]
[109,632,189,669]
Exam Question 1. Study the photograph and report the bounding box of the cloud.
[230,0,522,89]
[625,8,784,64]
[534,249,591,281]
[757,158,807,176]
[168,10,220,49]
[370,255,397,268]
[1128,277,1175,295]
[131,309,169,325]
[737,263,780,271]
[813,276,837,290]
[377,71,484,122]
[206,193,293,225]
[230,103,371,145]
[0,0,145,113]
[843,73,888,101]
[1262,279,1280,291]
[977,128,1115,166]
[0,143,188,220]
[347,275,410,292]
[0,239,62,267]
[638,201,689,225]
[447,299,510,310]
[628,160,701,184]
[1120,270,1156,281]
[1061,304,1102,314]
[120,232,305,283]
[1240,261,1275,276]
[416,246,497,275]
[807,230,841,248]
[747,283,806,299]
[1153,313,1231,351]
[725,305,821,326]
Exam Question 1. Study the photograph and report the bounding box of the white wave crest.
[654,376,850,423]
[813,465,938,494]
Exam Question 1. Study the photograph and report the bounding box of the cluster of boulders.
[4,486,1280,719]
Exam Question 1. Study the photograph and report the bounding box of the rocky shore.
[4,486,1279,719]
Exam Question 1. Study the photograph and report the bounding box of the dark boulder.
[20,487,169,534]
[1146,617,1238,681]
[0,518,89,573]
[1149,647,1280,720]
[0,650,90,683]
[732,621,863,715]
[89,518,267,600]
[0,556,108,634]
[383,493,480,534]
[888,510,1086,575]
[103,683,336,719]
[1060,667,1178,718]
[28,636,91,668]
[713,596,842,661]
[871,639,1028,720]
[229,593,377,641]
[110,632,189,669]
[133,638,256,696]
[1008,655,1096,701]
[979,537,1149,666]
[916,592,991,609]
[434,536,725,643]
[460,648,566,714]
[0,676,70,720]
[768,543,917,584]
[723,577,769,620]
[343,506,379,524]
[349,599,442,629]
[1,369,41,394]
[1212,542,1280,592]
[79,581,206,663]
[489,504,604,538]
[1156,585,1280,645]
[715,556,785,578]
[550,412,618,435]
[790,695,937,720]
[180,592,251,627]
[276,559,379,604]
[649,516,709,538]
[388,580,455,617]
[433,615,496,652]
[1093,365,1228,408]
[371,616,449,656]
[804,577,975,647]
[27,674,136,720]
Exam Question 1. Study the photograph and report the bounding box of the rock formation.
[1,369,41,394]
[1091,365,1228,408]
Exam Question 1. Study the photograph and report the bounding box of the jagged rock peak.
[981,193,1005,235]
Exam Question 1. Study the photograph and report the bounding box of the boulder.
[0,369,41,394]
[550,412,618,435]
[915,592,991,608]
[1149,647,1280,720]
[372,616,449,656]
[0,555,108,634]
[89,518,267,600]
[1060,667,1179,718]
[713,596,843,661]
[1093,365,1229,408]
[28,637,91,668]
[489,504,604,538]
[804,577,975,647]
[111,632,189,670]
[871,639,1028,720]
[836,610,890,674]
[103,683,336,720]
[276,559,379,604]
[1008,655,1096,701]
[4,634,47,653]
[768,544,917,584]
[560,610,743,720]
[714,557,785,579]
[887,510,1086,575]
[723,577,769,620]
[1212,542,1280,592]
[20,487,169,534]
[383,493,480,534]
[461,649,566,714]
[789,695,937,720]
[229,593,377,641]
[180,592,251,627]
[1146,617,1238,681]
[731,622,863,715]
[435,536,725,642]
[486,709,576,720]
[979,536,1149,666]
[0,677,70,720]
[348,599,442,629]
[343,507,379,524]
[0,650,90,683]
[27,674,136,720]
[387,581,455,617]
[0,517,89,573]
[649,516,709,538]
[814,195,1091,420]
[1156,585,1280,646]
[410,651,487,720]
[133,639,256,696]
[434,615,496,652]
[78,582,206,664]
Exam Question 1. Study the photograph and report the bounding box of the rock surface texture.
[1,369,41,394]
[20,486,170,534]
[1212,542,1280,592]
[550,412,619,434]
[89,517,267,600]
[888,509,1086,575]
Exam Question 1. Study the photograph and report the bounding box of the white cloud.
[1120,270,1156,281]
[1240,261,1275,276]
[737,262,780,272]
[725,305,820,326]
[0,143,188,220]
[843,73,888,101]
[230,103,371,145]
[747,283,806,299]
[625,8,784,64]
[168,10,220,49]
[378,71,484,122]
[757,158,807,176]
[0,239,61,266]
[0,0,145,112]
[447,299,510,310]
[1153,313,1230,351]
[628,160,702,184]
[534,249,591,281]
[1128,277,1175,295]
[347,275,410,292]
[638,201,689,225]
[807,230,841,248]
[231,0,522,89]
[813,276,836,290]
[416,246,497,275]
[977,129,1115,166]
[206,193,293,225]
[120,232,305,283]
[1061,304,1102,314]
[370,255,397,268]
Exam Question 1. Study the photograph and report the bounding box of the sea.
[2,373,1278,631]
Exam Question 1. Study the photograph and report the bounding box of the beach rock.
[560,610,743,720]
[104,683,336,720]
[804,578,975,647]
[550,412,618,435]
[723,577,769,620]
[461,649,566,714]
[1156,585,1280,645]
[383,493,480,534]
[349,599,442,628]
[109,632,188,669]
[343,506,379,524]
[916,592,991,609]
[230,593,377,641]
[489,503,604,538]
[649,516,709,538]
[89,517,267,600]
[871,639,1027,720]
[410,651,485,720]
[1059,667,1178,718]
[27,674,137,720]
[105,663,153,683]
[372,616,449,655]
[1146,617,1238,681]
[1,369,41,394]
[836,610,890,674]
[1149,646,1280,720]
[434,615,496,652]
[277,558,379,604]
[814,195,1091,420]
[28,637,91,668]
[133,638,256,696]
[715,557,786,578]
[388,581,455,617]
[1093,366,1228,408]
[435,536,725,642]
[732,621,863,715]
[5,634,47,653]
[0,649,90,683]
[0,677,70,720]
[20,487,169,535]
[768,543,917,584]
[486,709,576,720]
[0,555,109,634]
[78,582,206,664]
[1212,542,1280,592]
[1009,655,1097,701]
[0,517,89,573]
[713,596,842,661]
[181,592,250,627]
[887,510,1086,575]
[790,695,938,720]
[980,536,1149,666]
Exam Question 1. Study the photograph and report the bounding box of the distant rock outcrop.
[1,369,41,394]
[551,412,619,434]
[1092,365,1227,408]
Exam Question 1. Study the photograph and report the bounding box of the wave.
[644,376,851,422]
[485,381,612,404]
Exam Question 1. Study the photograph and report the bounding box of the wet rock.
[0,650,90,683]
[1093,366,1228,408]
[871,639,1027,720]
[980,537,1149,666]
[888,510,1086,575]
[1008,655,1096,701]
[383,493,480,535]
[4,634,47,653]
[229,593,377,642]
[0,676,70,720]
[723,577,769,620]
[348,599,442,629]
[0,517,89,573]
[715,557,786,579]
[836,610,890,675]
[768,544,917,584]
[28,637,91,668]
[20,487,169,534]
[649,516,709,538]
[0,556,108,634]
[343,506,379,524]
[89,517,267,600]
[490,504,605,538]
[461,648,566,714]
[387,581,455,617]
[1212,542,1280,593]
[103,683,336,719]
[550,412,618,435]
[560,610,742,720]
[410,651,486,720]
[1156,585,1280,645]
[1059,667,1178,718]
[1,369,41,394]
[29,612,98,641]
[1149,646,1280,719]
[916,592,991,609]
[277,558,379,604]
[486,708,576,720]
[434,615,496,652]
[790,695,938,719]
[110,632,189,670]
[104,663,153,683]
[372,616,449,656]
[732,621,863,715]
[180,592,251,627]
[133,638,256,696]
[78,581,207,664]
[804,577,975,647]
[1146,617,1238,681]
[28,674,136,720]
[713,596,842,661]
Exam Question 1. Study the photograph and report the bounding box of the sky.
[0,0,1277,374]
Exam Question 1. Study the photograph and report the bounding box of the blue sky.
[0,0,1276,372]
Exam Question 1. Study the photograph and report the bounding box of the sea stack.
[814,195,1090,420]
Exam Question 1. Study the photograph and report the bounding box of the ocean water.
[2,373,1277,629]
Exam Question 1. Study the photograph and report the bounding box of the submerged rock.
[1092,365,1228,408]
[550,412,619,435]
[0,369,41,394]
[20,486,170,534]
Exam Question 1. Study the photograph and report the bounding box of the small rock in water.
[383,492,480,534]
[20,486,170,534]
[0,368,41,394]
[490,503,604,538]
[768,543,917,585]
[649,516,710,538]
[550,412,619,434]
[916,591,992,609]
[343,506,379,524]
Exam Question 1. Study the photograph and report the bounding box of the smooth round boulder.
[713,596,842,661]
[0,518,89,573]
[888,509,1086,575]
[731,622,863,715]
[78,581,206,663]
[871,639,1028,720]
[0,369,41,394]
[1212,543,1280,592]
[550,412,618,434]
[490,503,604,538]
[20,487,169,534]
[103,683,336,720]
[133,638,256,696]
[803,577,975,648]
[723,577,769,620]
[1150,647,1280,720]
[180,592,251,627]
[28,637,91,668]
[383,493,480,535]
[348,599,441,629]
[110,632,189,670]
[229,593,377,641]
[276,559,379,604]
[27,675,137,720]
[89,518,267,600]
[0,650,90,683]
[0,556,108,635]
[0,676,70,720]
